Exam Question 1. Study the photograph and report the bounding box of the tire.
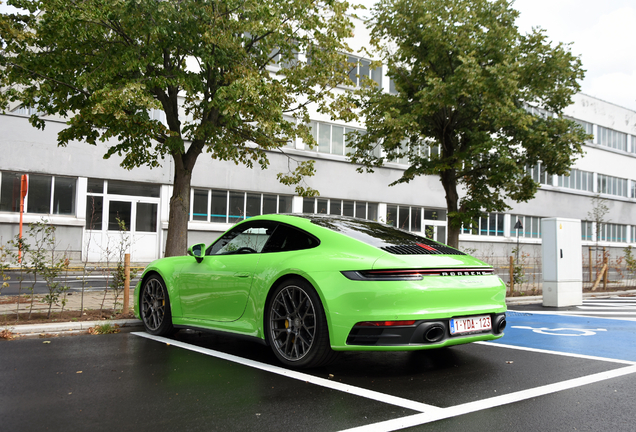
[265,278,338,368]
[140,274,175,336]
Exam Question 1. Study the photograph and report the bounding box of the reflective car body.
[134,214,506,367]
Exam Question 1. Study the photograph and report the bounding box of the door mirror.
[187,243,206,263]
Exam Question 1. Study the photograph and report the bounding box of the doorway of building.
[84,179,160,263]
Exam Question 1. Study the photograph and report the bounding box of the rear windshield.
[304,215,460,253]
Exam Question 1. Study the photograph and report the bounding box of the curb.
[4,319,143,335]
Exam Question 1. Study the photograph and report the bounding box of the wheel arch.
[137,268,181,316]
[261,273,334,346]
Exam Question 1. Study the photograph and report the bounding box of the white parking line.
[477,341,636,365]
[339,365,636,432]
[132,332,636,432]
[132,332,442,414]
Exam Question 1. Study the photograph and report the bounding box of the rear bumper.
[346,313,507,346]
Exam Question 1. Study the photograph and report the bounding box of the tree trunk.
[164,157,193,257]
[440,169,461,249]
[163,138,205,257]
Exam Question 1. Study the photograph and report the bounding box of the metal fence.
[488,255,636,296]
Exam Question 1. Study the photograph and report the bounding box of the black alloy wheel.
[266,278,337,368]
[140,275,175,336]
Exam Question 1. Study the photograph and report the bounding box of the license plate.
[450,315,492,335]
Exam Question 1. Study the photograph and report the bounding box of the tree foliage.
[346,0,588,247]
[0,0,354,256]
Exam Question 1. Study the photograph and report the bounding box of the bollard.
[509,256,514,295]
[589,247,593,284]
[124,253,130,314]
[603,255,608,291]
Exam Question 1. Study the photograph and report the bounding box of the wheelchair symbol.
[512,326,607,336]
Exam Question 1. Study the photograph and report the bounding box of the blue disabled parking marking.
[491,311,636,363]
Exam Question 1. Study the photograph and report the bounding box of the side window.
[206,222,275,255]
[262,224,320,253]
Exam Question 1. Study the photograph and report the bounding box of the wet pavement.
[2,304,636,432]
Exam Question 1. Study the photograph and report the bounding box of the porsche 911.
[134,214,507,368]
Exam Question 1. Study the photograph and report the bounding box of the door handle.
[234,272,250,278]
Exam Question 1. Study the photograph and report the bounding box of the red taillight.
[341,268,494,281]
[356,320,416,327]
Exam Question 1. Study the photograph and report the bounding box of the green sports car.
[134,214,507,368]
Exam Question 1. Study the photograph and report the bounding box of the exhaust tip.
[493,315,507,334]
[423,324,445,343]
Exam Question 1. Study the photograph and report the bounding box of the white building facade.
[1,20,635,264]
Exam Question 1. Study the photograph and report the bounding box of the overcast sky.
[1,0,635,111]
[513,0,636,111]
[354,0,636,111]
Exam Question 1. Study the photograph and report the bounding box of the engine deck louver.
[381,244,466,256]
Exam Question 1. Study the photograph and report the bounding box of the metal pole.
[18,175,28,263]
[509,255,514,295]
[123,253,130,314]
[589,247,593,284]
[602,248,608,291]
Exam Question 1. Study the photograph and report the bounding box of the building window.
[270,46,299,69]
[281,115,296,148]
[190,189,293,223]
[527,164,553,186]
[390,140,410,165]
[597,174,628,197]
[309,121,377,157]
[526,105,553,119]
[599,223,627,243]
[571,118,594,141]
[53,176,76,215]
[388,76,398,95]
[597,126,627,151]
[557,169,594,192]
[192,189,209,221]
[631,136,636,154]
[510,215,542,239]
[632,225,636,243]
[108,201,131,231]
[85,195,103,230]
[107,179,159,197]
[387,205,446,239]
[0,171,22,212]
[26,174,52,214]
[136,202,158,232]
[302,197,378,220]
[149,109,167,125]
[346,55,381,88]
[581,221,593,241]
[11,105,41,116]
[0,172,76,215]
[462,213,505,237]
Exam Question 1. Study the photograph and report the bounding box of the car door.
[178,221,276,322]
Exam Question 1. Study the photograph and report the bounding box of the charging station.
[541,218,583,307]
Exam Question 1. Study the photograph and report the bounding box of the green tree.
[0,0,355,256]
[346,0,588,248]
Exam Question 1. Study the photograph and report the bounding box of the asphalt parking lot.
[2,299,636,432]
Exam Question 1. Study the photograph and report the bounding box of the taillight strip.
[341,268,494,281]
